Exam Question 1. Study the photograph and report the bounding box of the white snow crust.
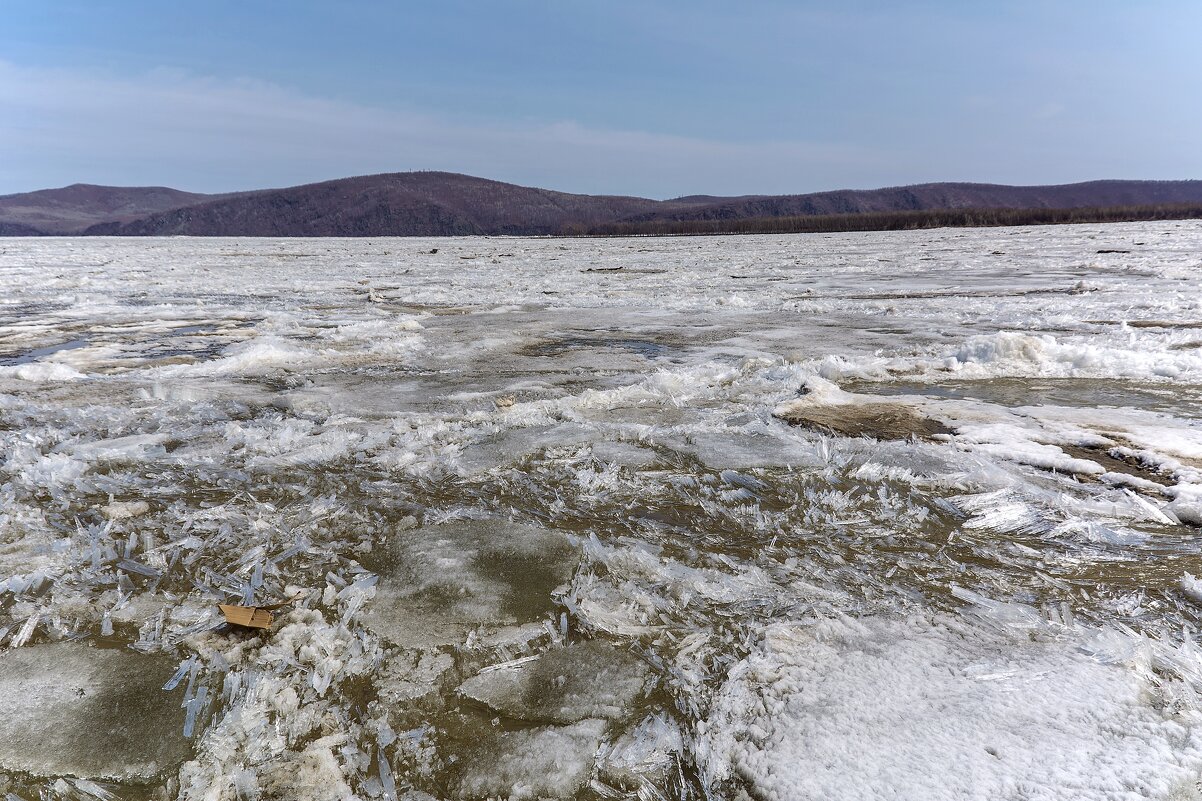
[698,614,1202,801]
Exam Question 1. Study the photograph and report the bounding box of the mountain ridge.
[2,172,1200,236]
[0,183,244,234]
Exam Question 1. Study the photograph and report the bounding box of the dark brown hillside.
[84,172,678,236]
[0,184,228,234]
[620,180,1202,224]
[593,202,1202,237]
[0,221,46,236]
[4,172,1201,237]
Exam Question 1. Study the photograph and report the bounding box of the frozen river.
[2,223,1202,800]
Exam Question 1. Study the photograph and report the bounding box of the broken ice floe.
[0,643,192,782]
[457,639,652,724]
[436,640,661,799]
[597,712,685,792]
[697,614,1202,801]
[451,719,607,800]
[361,518,578,649]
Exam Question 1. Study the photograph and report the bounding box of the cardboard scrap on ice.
[217,595,301,630]
[217,604,274,629]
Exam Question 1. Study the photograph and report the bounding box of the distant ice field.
[2,222,1202,800]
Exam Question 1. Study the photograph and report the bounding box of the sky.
[2,1,1201,198]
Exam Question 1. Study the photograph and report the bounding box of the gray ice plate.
[362,518,579,649]
[452,719,607,800]
[0,643,192,782]
[457,640,651,724]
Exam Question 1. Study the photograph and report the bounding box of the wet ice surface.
[0,644,192,783]
[362,518,578,649]
[2,223,1202,800]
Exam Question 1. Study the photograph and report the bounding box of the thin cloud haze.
[0,60,873,197]
[2,2,1201,195]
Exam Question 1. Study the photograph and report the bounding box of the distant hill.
[81,172,695,237]
[1,172,1200,236]
[0,221,46,236]
[627,180,1202,224]
[0,184,229,234]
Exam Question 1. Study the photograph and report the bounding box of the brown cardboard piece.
[217,604,275,629]
[217,595,301,630]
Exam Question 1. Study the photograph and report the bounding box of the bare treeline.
[577,203,1202,237]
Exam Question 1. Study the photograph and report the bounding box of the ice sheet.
[0,644,192,782]
[4,223,1202,799]
[698,614,1202,801]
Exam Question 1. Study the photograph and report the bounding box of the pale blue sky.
[2,1,1200,197]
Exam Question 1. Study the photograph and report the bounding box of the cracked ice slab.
[697,615,1202,801]
[451,718,607,800]
[457,639,651,724]
[0,643,192,782]
[361,518,578,649]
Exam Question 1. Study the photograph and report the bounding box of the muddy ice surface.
[777,399,954,440]
[362,519,578,649]
[451,719,607,800]
[3,226,1202,800]
[456,640,651,725]
[0,644,192,783]
[447,641,657,799]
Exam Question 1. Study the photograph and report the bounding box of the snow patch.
[697,615,1202,801]
[4,361,85,382]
